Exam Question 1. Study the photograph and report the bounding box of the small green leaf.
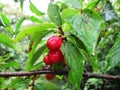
[8,77,23,88]
[100,1,117,21]
[35,81,58,90]
[14,22,56,42]
[0,78,5,89]
[20,0,24,10]
[29,16,42,24]
[0,19,4,26]
[89,56,98,71]
[1,61,19,69]
[47,3,62,26]
[5,25,13,33]
[62,8,79,20]
[62,22,72,32]
[14,17,25,34]
[65,0,81,9]
[55,1,68,11]
[0,33,14,48]
[0,14,10,26]
[61,41,84,89]
[104,39,120,71]
[30,2,44,16]
[0,14,13,33]
[8,77,30,89]
[86,0,99,9]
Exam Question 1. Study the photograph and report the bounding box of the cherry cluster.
[43,36,66,80]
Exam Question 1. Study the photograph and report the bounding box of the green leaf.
[0,33,14,48]
[89,55,98,71]
[0,78,5,89]
[20,0,24,10]
[26,26,54,70]
[62,22,72,32]
[55,1,68,11]
[30,2,44,16]
[67,9,103,55]
[0,19,4,26]
[68,35,98,71]
[0,14,12,33]
[35,81,58,90]
[29,30,52,54]
[65,0,81,9]
[68,35,87,52]
[62,8,79,20]
[31,62,43,70]
[5,25,13,33]
[61,41,84,89]
[15,17,26,34]
[104,39,120,71]
[8,77,30,89]
[29,16,42,24]
[47,3,62,26]
[1,61,19,69]
[26,44,46,70]
[118,0,120,3]
[26,30,52,71]
[8,77,23,88]
[0,14,10,26]
[100,1,117,21]
[13,22,56,42]
[53,62,63,70]
[31,45,46,65]
[86,0,99,9]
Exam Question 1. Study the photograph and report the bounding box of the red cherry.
[94,7,99,12]
[47,36,62,51]
[43,54,51,65]
[45,74,55,80]
[60,59,66,68]
[48,50,63,64]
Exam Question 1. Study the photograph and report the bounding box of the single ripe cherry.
[47,36,62,51]
[43,54,51,65]
[48,50,63,64]
[45,74,55,80]
[61,59,66,68]
[94,7,99,12]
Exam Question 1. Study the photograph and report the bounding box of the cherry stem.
[58,26,67,41]
[58,26,64,36]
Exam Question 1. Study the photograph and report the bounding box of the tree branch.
[0,69,120,81]
[83,72,120,81]
[0,69,67,77]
